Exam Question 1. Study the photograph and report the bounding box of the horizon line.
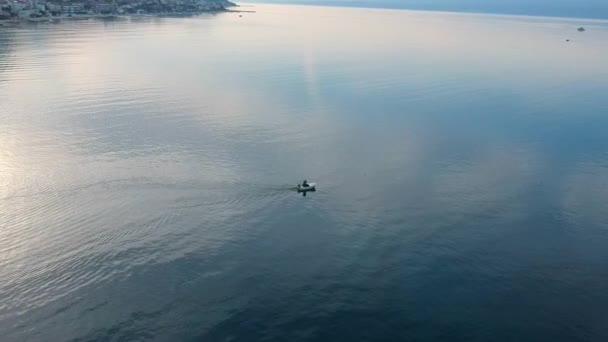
[238,1,608,22]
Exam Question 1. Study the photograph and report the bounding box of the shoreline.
[0,0,241,26]
[0,8,247,25]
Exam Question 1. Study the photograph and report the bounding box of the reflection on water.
[1,4,608,341]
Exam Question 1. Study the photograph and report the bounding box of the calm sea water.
[1,4,608,341]
[251,0,608,20]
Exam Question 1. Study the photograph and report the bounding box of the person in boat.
[302,180,309,187]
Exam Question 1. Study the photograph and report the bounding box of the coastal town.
[0,0,236,21]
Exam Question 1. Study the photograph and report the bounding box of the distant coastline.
[0,0,237,24]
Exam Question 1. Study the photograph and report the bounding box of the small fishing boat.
[297,182,316,192]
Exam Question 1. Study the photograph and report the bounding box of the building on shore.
[62,2,85,15]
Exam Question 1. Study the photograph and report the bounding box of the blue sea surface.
[250,0,608,19]
[1,4,608,341]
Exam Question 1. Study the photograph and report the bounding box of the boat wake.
[172,183,299,210]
